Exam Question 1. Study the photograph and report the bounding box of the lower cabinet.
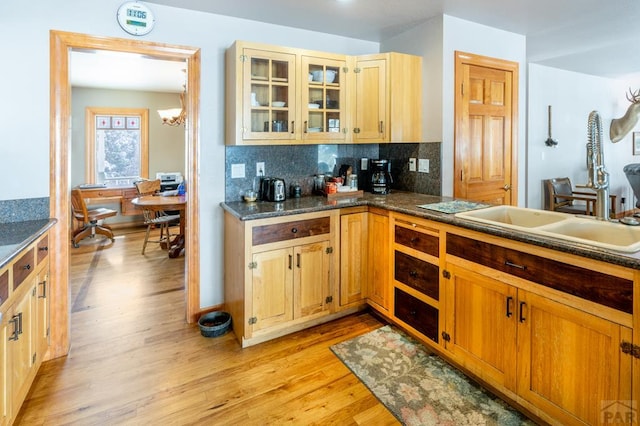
[339,209,368,308]
[366,209,389,312]
[443,230,634,425]
[224,210,344,347]
[0,231,50,425]
[251,241,331,332]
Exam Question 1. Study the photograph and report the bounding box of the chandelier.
[158,89,186,126]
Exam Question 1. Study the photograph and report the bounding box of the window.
[85,107,149,185]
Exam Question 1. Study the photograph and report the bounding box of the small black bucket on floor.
[198,311,232,337]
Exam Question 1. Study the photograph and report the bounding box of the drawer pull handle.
[39,246,49,252]
[296,253,301,268]
[409,310,417,316]
[291,228,298,234]
[23,264,31,271]
[504,260,526,270]
[410,237,418,244]
[506,296,513,318]
[288,255,292,270]
[409,270,418,278]
[519,302,527,323]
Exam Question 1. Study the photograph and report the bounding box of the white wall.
[527,64,637,211]
[0,0,378,308]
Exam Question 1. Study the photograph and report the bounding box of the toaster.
[260,177,286,202]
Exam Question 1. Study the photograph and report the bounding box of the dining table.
[131,194,187,258]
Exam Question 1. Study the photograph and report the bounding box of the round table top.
[131,195,187,210]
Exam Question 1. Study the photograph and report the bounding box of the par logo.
[601,400,637,425]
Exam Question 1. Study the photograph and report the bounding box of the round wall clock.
[117,1,156,36]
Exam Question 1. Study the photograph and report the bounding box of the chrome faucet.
[585,110,610,220]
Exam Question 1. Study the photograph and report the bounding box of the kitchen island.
[222,191,639,426]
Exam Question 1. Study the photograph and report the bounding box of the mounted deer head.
[610,88,640,143]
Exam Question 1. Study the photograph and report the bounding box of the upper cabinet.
[225,41,422,145]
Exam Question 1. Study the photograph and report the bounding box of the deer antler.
[626,88,640,104]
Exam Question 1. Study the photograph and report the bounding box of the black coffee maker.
[369,159,393,194]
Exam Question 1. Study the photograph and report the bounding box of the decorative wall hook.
[545,105,558,147]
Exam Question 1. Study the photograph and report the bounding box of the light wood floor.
[15,229,398,425]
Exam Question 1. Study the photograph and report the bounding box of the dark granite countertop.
[221,191,640,270]
[0,219,57,269]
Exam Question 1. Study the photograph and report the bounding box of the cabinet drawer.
[253,217,330,246]
[85,189,123,198]
[394,251,439,301]
[395,225,438,257]
[13,248,34,291]
[394,287,438,343]
[0,269,7,307]
[446,233,633,314]
[37,234,49,265]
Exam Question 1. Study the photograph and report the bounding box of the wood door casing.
[454,51,518,205]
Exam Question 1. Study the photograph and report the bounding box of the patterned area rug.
[331,325,535,425]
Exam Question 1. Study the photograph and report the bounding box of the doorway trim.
[49,30,201,358]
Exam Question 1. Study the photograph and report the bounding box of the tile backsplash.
[225,142,441,201]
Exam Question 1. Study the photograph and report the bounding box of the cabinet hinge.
[621,341,640,358]
[239,54,248,62]
[248,261,257,269]
[325,296,333,304]
[442,270,451,279]
[248,317,257,325]
[441,331,451,342]
[326,247,334,254]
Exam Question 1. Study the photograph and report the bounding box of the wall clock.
[117,1,156,36]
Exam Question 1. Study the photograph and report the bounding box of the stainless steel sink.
[455,205,640,253]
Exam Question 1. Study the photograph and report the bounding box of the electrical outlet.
[418,158,430,173]
[256,162,265,176]
[409,158,417,172]
[231,163,245,179]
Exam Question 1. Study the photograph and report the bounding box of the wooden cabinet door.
[516,291,632,426]
[301,55,347,142]
[10,283,35,413]
[36,268,50,364]
[0,302,10,424]
[340,213,368,307]
[367,212,389,310]
[242,48,297,142]
[251,248,294,332]
[353,57,387,142]
[444,264,517,390]
[295,241,331,318]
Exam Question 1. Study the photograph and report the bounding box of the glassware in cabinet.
[302,56,346,142]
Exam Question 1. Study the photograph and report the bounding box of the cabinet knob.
[409,270,418,278]
[39,246,49,252]
[291,227,298,234]
[23,264,31,271]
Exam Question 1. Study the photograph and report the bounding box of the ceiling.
[71,0,640,92]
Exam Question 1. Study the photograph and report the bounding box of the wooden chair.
[71,188,117,248]
[543,177,616,217]
[134,179,181,254]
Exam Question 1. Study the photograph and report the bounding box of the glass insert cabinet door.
[243,49,296,141]
[302,56,347,142]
